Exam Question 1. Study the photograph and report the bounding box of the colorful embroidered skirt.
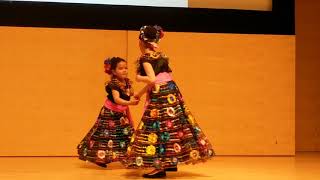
[77,106,134,165]
[125,81,215,169]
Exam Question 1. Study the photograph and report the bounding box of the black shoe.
[96,162,107,168]
[165,167,177,172]
[142,169,166,178]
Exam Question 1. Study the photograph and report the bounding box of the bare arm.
[112,90,139,106]
[136,62,156,84]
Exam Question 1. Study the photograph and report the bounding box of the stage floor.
[0,152,318,180]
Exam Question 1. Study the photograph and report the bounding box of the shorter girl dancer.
[77,57,139,168]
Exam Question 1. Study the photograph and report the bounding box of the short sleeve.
[106,81,121,92]
[137,55,153,75]
[139,55,153,64]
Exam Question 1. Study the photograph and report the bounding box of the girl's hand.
[134,94,141,100]
[129,98,139,105]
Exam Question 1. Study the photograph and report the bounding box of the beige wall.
[0,26,295,156]
[189,0,272,11]
[0,27,128,156]
[296,0,320,151]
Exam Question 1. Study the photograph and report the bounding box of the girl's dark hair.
[104,57,126,75]
[139,25,164,43]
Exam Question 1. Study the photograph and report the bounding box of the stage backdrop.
[0,26,295,156]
